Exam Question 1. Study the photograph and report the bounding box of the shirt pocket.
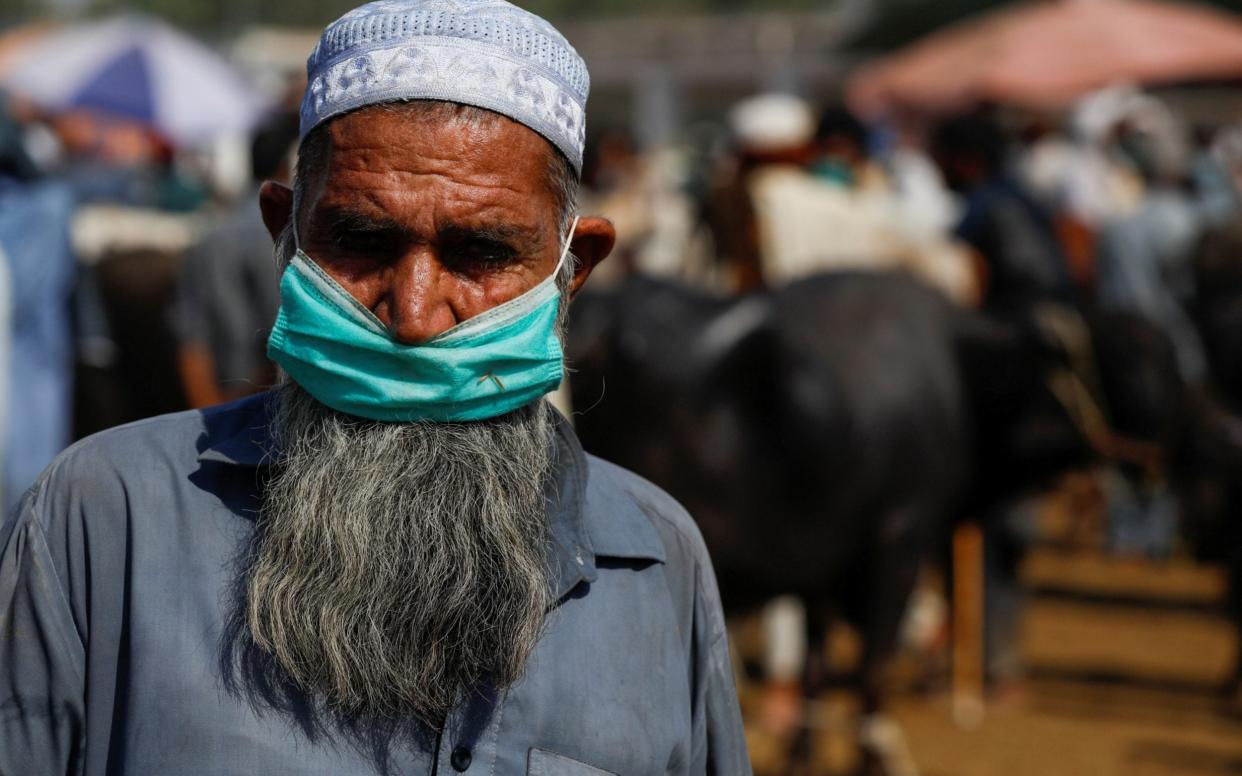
[527,748,618,776]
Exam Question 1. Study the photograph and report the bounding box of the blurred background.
[5,0,1242,774]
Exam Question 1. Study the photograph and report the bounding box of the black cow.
[566,271,1086,737]
[1082,215,1242,703]
[1091,305,1242,704]
[1193,222,1242,413]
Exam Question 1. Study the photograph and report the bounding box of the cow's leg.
[1225,513,1242,708]
[787,607,829,775]
[952,521,985,729]
[853,506,928,776]
[760,595,807,735]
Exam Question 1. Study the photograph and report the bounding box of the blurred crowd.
[580,86,1242,692]
[590,85,1242,349]
[4,73,1242,519]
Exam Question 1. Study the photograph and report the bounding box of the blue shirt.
[0,393,750,775]
[0,178,77,510]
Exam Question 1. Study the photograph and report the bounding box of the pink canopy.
[848,0,1242,117]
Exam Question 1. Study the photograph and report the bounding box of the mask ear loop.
[291,186,303,253]
[554,215,580,279]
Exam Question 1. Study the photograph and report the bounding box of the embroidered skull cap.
[301,0,589,173]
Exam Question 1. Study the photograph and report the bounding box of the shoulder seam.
[589,456,706,559]
[7,494,88,687]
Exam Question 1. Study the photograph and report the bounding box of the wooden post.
[952,522,985,729]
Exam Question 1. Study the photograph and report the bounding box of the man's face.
[296,107,564,345]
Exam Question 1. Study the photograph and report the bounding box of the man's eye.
[333,230,393,254]
[449,242,517,268]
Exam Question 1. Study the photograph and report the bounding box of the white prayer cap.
[729,93,814,153]
[301,0,589,173]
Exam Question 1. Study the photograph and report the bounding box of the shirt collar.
[196,392,279,467]
[578,461,669,566]
[196,393,663,600]
[543,411,598,601]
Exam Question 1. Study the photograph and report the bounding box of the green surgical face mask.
[267,216,577,423]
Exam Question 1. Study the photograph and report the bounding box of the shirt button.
[450,745,472,772]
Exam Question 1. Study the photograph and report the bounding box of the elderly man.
[0,2,750,773]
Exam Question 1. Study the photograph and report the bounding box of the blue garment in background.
[955,175,1077,315]
[1096,189,1208,383]
[0,178,76,509]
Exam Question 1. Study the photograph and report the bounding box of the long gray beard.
[244,382,556,725]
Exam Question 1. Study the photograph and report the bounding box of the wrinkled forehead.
[297,103,564,231]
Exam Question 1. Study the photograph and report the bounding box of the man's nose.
[379,251,458,345]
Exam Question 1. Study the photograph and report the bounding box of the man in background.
[173,113,297,407]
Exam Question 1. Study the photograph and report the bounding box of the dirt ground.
[743,541,1242,776]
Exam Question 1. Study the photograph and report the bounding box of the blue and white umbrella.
[1,16,269,146]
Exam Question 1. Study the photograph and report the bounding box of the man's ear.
[259,181,294,245]
[568,216,616,297]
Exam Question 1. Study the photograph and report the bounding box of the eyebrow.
[438,223,543,252]
[319,207,407,236]
[316,206,546,251]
